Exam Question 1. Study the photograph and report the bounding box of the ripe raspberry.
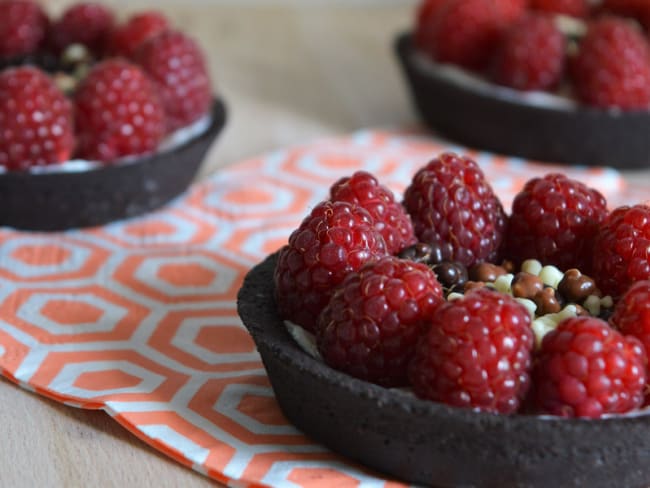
[533,317,646,418]
[414,0,450,52]
[403,153,507,268]
[592,205,650,299]
[611,281,650,360]
[530,0,589,17]
[409,287,534,413]
[74,59,166,162]
[0,0,49,59]
[274,201,387,332]
[0,67,74,170]
[492,14,566,91]
[108,11,169,59]
[504,173,608,273]
[134,30,212,132]
[317,256,444,386]
[329,171,416,255]
[571,17,650,110]
[49,2,115,55]
[420,0,515,70]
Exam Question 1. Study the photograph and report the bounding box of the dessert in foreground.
[397,0,650,167]
[238,152,650,487]
[0,1,225,229]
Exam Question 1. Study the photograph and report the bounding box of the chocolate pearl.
[469,262,507,283]
[558,269,597,303]
[463,281,486,293]
[501,260,515,273]
[511,272,544,299]
[433,261,468,290]
[398,242,433,264]
[533,287,562,315]
[428,241,454,265]
[574,304,590,317]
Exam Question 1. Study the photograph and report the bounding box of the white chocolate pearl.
[539,265,564,288]
[516,297,537,320]
[494,273,514,294]
[522,259,543,276]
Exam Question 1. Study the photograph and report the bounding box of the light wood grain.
[3,1,650,487]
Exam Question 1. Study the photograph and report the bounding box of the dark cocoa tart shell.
[237,252,650,488]
[395,32,650,169]
[0,98,226,231]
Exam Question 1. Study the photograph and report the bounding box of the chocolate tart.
[0,99,226,231]
[395,32,650,169]
[238,252,650,488]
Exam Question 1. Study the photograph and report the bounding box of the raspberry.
[49,2,115,55]
[533,317,646,418]
[611,281,650,361]
[274,201,387,332]
[419,0,514,70]
[403,153,507,268]
[409,287,534,413]
[530,0,589,17]
[571,17,650,110]
[592,205,650,299]
[329,171,416,255]
[492,14,566,91]
[74,59,166,162]
[317,256,444,386]
[0,0,49,59]
[0,67,74,170]
[134,30,212,132]
[504,173,608,273]
[108,11,169,59]
[493,0,528,23]
[414,0,450,52]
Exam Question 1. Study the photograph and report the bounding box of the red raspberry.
[134,30,212,132]
[414,0,450,52]
[403,153,507,268]
[533,317,646,418]
[0,0,49,59]
[74,59,166,162]
[571,17,650,110]
[611,281,650,361]
[600,0,648,22]
[0,67,74,170]
[504,173,608,273]
[317,256,444,386]
[49,2,115,55]
[530,0,589,17]
[108,11,169,59]
[493,0,528,23]
[274,201,387,332]
[420,0,516,70]
[409,287,534,413]
[592,205,650,299]
[492,14,566,91]
[329,171,416,255]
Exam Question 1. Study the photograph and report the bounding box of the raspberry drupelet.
[533,316,646,418]
[329,171,416,256]
[409,287,534,414]
[403,152,507,268]
[274,200,388,332]
[317,255,444,387]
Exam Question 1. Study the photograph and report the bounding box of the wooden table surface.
[1,1,649,487]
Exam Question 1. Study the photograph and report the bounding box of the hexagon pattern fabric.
[0,130,642,487]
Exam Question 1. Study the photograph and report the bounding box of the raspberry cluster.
[274,152,650,418]
[415,0,650,110]
[0,1,213,170]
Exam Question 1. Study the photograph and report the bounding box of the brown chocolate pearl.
[501,260,515,273]
[463,281,486,293]
[511,272,544,299]
[398,242,433,264]
[574,304,590,317]
[433,261,468,290]
[533,287,562,315]
[428,241,454,265]
[469,262,507,283]
[557,268,598,303]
